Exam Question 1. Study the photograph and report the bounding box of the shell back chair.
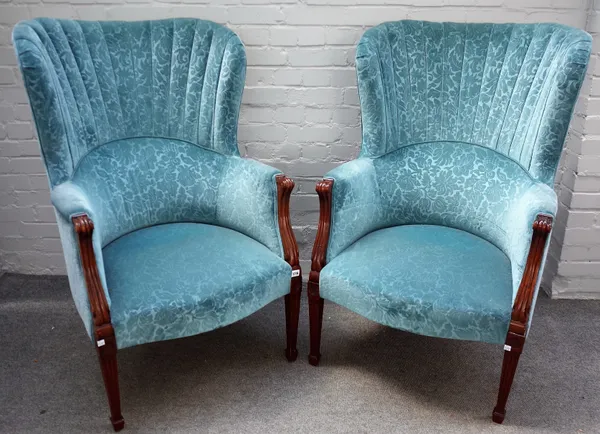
[308,20,591,423]
[13,18,302,431]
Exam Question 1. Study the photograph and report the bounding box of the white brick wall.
[544,0,600,298]
[0,0,596,298]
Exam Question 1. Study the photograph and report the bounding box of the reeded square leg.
[285,272,302,362]
[96,325,124,431]
[308,278,323,366]
[492,331,525,424]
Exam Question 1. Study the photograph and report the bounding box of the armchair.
[13,18,301,431]
[308,20,590,423]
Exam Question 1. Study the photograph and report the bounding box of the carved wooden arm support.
[73,214,123,428]
[72,214,114,341]
[309,179,334,286]
[509,214,553,338]
[276,175,301,275]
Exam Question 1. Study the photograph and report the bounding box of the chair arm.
[217,156,297,263]
[51,182,111,338]
[322,158,384,264]
[502,181,556,335]
[503,182,557,300]
[52,181,99,222]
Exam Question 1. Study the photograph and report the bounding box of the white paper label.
[97,339,106,347]
[504,344,511,352]
[291,269,300,278]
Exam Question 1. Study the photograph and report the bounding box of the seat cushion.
[320,225,513,344]
[102,223,291,349]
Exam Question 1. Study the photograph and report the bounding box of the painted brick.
[274,106,304,123]
[270,27,325,46]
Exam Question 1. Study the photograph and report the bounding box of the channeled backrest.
[356,21,591,185]
[13,18,246,187]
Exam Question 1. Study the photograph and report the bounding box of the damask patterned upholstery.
[320,21,590,343]
[14,18,291,347]
[321,225,512,344]
[104,223,291,349]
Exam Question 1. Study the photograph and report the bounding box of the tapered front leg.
[73,215,125,431]
[493,215,552,423]
[308,274,324,366]
[96,324,124,431]
[493,331,525,424]
[285,269,302,362]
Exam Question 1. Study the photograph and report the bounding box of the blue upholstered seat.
[320,225,513,344]
[13,17,295,347]
[104,223,291,349]
[313,21,591,343]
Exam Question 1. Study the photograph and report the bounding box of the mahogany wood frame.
[73,214,124,432]
[71,174,301,430]
[307,178,553,423]
[276,174,303,362]
[307,179,333,366]
[493,214,553,424]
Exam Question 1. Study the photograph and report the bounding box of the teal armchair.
[13,18,302,431]
[308,20,590,423]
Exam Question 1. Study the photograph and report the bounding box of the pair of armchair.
[14,17,590,431]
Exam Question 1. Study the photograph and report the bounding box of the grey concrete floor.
[1,272,599,433]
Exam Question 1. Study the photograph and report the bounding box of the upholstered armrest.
[323,158,384,263]
[52,181,99,222]
[51,181,111,338]
[217,156,292,261]
[501,181,556,333]
[503,182,557,299]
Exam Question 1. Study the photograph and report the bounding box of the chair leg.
[492,331,525,424]
[285,275,302,362]
[96,325,124,432]
[308,279,324,366]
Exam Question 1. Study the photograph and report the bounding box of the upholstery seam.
[456,24,467,139]
[35,22,77,175]
[524,33,572,173]
[440,23,445,140]
[517,29,565,169]
[150,21,155,136]
[59,20,101,149]
[81,21,111,145]
[494,26,536,153]
[167,19,175,137]
[197,27,215,147]
[526,38,591,175]
[211,33,236,151]
[14,40,74,181]
[127,22,140,134]
[481,24,512,149]
[508,25,552,160]
[47,20,88,168]
[367,140,537,181]
[470,24,492,143]
[99,22,126,135]
[402,21,413,142]
[424,21,429,142]
[69,135,228,179]
[379,29,391,156]
[182,20,198,139]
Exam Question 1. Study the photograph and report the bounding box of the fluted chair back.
[13,18,245,188]
[356,21,590,185]
[13,18,256,249]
